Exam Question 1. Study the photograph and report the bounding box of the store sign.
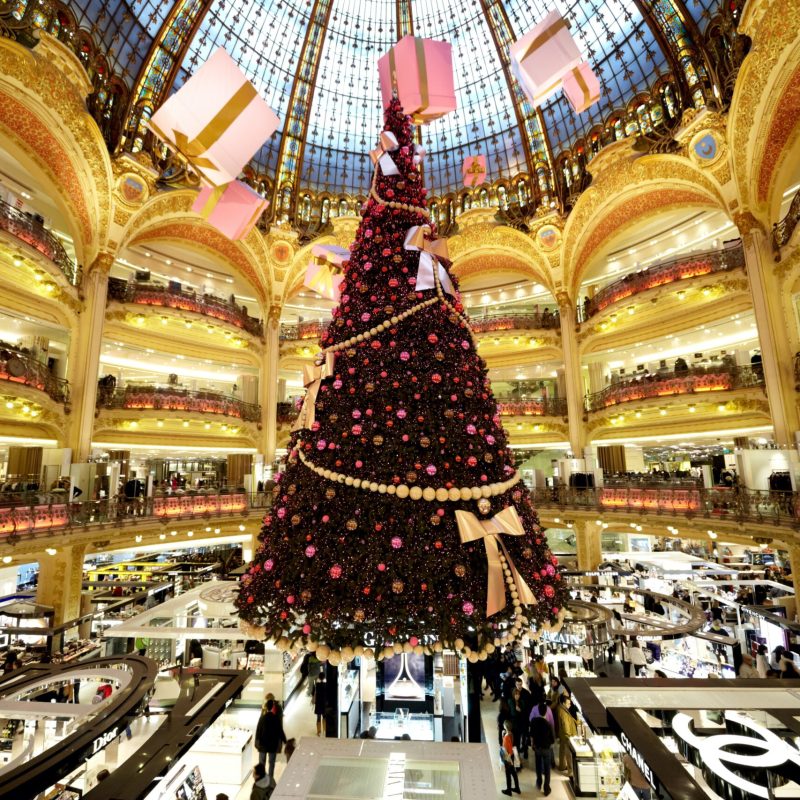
[617,731,656,791]
[672,711,800,800]
[91,727,118,756]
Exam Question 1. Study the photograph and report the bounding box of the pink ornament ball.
[426,464,437,476]
[544,584,555,598]
[391,537,403,549]
[409,636,419,647]
[377,563,386,571]
[462,601,474,615]
[303,624,311,634]
[330,564,342,579]
[264,559,274,571]
[305,545,316,557]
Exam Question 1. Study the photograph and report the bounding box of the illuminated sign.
[91,727,118,756]
[617,731,656,791]
[672,711,800,800]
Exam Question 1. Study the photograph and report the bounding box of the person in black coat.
[312,670,327,737]
[255,699,287,781]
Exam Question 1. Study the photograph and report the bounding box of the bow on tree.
[455,506,537,616]
[292,351,336,432]
[413,144,426,166]
[369,131,400,176]
[404,225,454,295]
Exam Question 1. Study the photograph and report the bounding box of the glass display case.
[569,735,625,798]
[368,711,435,741]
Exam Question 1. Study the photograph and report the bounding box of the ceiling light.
[214,528,220,534]
[156,420,164,427]
[187,531,193,537]
[45,548,57,556]
[159,533,166,540]
[182,421,189,427]
[4,401,12,409]
[1,556,11,564]
[239,524,246,531]
[688,405,696,413]
[135,535,142,543]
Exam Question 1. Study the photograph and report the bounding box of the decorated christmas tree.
[237,97,566,665]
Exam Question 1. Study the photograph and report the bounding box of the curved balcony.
[531,485,800,526]
[280,321,328,341]
[0,346,69,405]
[97,385,261,423]
[277,401,300,425]
[586,365,764,413]
[107,278,263,338]
[581,241,744,320]
[471,310,561,333]
[0,198,81,286]
[497,397,567,417]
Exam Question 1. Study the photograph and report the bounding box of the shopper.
[255,699,287,780]
[312,670,327,736]
[620,638,632,678]
[782,660,800,679]
[530,703,555,796]
[756,644,770,678]
[629,640,648,677]
[497,698,512,745]
[529,698,555,729]
[284,737,296,762]
[556,695,578,773]
[512,679,532,759]
[250,763,276,800]
[580,643,594,672]
[499,719,521,796]
[737,654,759,678]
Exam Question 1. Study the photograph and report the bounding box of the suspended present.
[192,180,269,240]
[462,155,487,188]
[378,35,456,124]
[510,11,583,108]
[149,48,280,187]
[562,62,601,114]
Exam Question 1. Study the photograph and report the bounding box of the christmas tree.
[237,97,565,664]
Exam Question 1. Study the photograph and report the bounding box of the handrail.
[0,198,81,286]
[585,364,764,412]
[0,347,69,405]
[773,187,800,261]
[580,241,744,320]
[497,397,567,417]
[107,278,263,338]
[530,485,800,526]
[280,320,329,342]
[97,385,261,422]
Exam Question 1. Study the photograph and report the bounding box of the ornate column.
[66,252,114,461]
[575,521,603,573]
[557,292,586,455]
[36,543,87,627]
[260,301,281,466]
[737,213,799,445]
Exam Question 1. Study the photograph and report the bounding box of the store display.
[175,766,207,800]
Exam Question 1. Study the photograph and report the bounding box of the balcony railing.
[0,347,69,405]
[280,321,329,342]
[0,198,81,286]
[580,241,744,320]
[107,278,263,338]
[0,491,273,540]
[585,364,764,412]
[531,485,800,526]
[497,397,568,417]
[773,187,800,261]
[471,310,561,333]
[97,385,261,422]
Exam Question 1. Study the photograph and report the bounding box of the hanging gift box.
[149,48,280,187]
[462,155,487,188]
[304,244,350,301]
[378,35,456,124]
[510,11,583,107]
[192,180,269,240]
[562,61,601,113]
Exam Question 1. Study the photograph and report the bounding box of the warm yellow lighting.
[159,533,166,540]
[135,535,142,543]
[187,531,194,537]
[34,272,43,282]
[702,287,711,297]
[239,524,246,532]
[1,556,12,564]
[494,338,500,345]
[205,527,211,532]
[659,408,667,416]
[12,258,22,268]
[214,527,220,534]
[184,320,192,329]
[207,326,214,334]
[156,420,164,427]
[718,404,726,412]
[204,422,211,430]
[609,313,617,323]
[4,401,12,410]
[21,405,29,414]
[533,424,541,432]
[634,411,641,418]
[29,409,39,417]
[677,290,686,300]
[627,306,635,315]
[688,405,696,413]
[130,420,138,429]
[221,424,228,431]
[170,530,177,536]
[182,420,189,427]
[45,548,57,556]
[161,317,168,326]
[136,315,145,325]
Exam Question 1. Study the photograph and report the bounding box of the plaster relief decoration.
[689,131,722,166]
[116,173,149,206]
[536,224,561,252]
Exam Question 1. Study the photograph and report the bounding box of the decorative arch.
[730,0,800,224]
[117,191,270,303]
[0,35,114,265]
[562,151,728,295]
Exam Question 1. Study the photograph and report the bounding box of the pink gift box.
[510,11,583,107]
[378,35,456,124]
[192,180,269,241]
[562,62,601,113]
[462,155,487,187]
[150,48,280,187]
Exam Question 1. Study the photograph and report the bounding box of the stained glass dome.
[69,0,722,197]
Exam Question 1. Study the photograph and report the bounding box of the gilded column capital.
[267,302,283,330]
[733,211,767,239]
[86,251,116,277]
[555,291,573,314]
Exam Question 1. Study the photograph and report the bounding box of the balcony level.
[0,197,80,287]
[579,243,749,353]
[106,277,264,357]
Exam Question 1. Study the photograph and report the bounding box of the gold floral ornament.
[455,506,537,617]
[292,351,336,432]
[404,225,454,296]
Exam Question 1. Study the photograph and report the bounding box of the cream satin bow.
[413,144,426,166]
[369,131,400,176]
[455,505,537,617]
[404,225,454,296]
[292,351,336,432]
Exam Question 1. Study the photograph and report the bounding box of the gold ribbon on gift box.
[292,351,336,432]
[149,82,257,182]
[305,260,341,299]
[388,38,431,124]
[455,506,537,617]
[197,184,228,218]
[464,159,486,187]
[571,65,598,107]
[519,16,569,61]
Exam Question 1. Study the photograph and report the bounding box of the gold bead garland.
[368,159,431,219]
[295,442,522,501]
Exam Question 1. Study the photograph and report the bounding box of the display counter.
[338,665,361,739]
[368,710,435,741]
[192,724,253,786]
[568,735,624,799]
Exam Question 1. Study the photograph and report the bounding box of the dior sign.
[672,711,800,800]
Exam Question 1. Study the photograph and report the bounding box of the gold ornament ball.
[477,498,492,515]
[346,519,358,531]
[392,579,405,593]
[325,488,336,500]
[354,608,365,622]
[430,514,440,526]
[291,514,301,525]
[373,435,384,446]
[454,564,466,577]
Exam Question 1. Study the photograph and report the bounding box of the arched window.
[461,193,472,213]
[430,201,439,226]
[497,185,508,210]
[300,195,312,222]
[478,188,489,208]
[636,103,653,133]
[624,114,639,138]
[321,198,330,224]
[338,198,349,216]
[612,118,625,141]
[517,179,529,206]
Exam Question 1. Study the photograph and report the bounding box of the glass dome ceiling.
[118,0,720,197]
